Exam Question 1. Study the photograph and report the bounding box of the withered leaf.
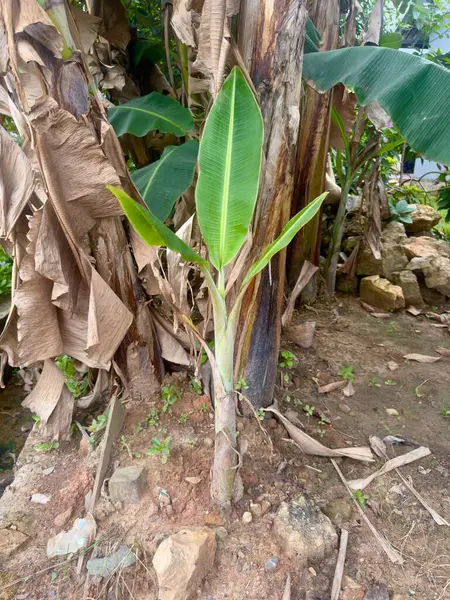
[403,353,441,363]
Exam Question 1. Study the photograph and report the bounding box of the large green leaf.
[242,193,327,286]
[305,17,321,53]
[303,47,450,165]
[107,186,206,265]
[131,140,198,222]
[108,93,193,137]
[196,66,263,271]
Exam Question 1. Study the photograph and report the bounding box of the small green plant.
[87,410,109,447]
[279,351,295,369]
[55,355,90,399]
[146,408,160,427]
[200,402,209,414]
[389,199,416,224]
[387,320,399,333]
[282,372,291,385]
[161,385,181,413]
[255,408,265,421]
[368,377,381,388]
[34,441,59,453]
[316,416,327,439]
[339,366,355,382]
[120,435,133,458]
[440,406,450,418]
[189,378,202,394]
[188,439,196,448]
[178,413,189,424]
[414,380,428,399]
[303,404,315,417]
[236,377,249,391]
[353,490,369,508]
[0,246,13,296]
[145,437,171,464]
[32,414,41,425]
[385,379,397,386]
[135,422,144,433]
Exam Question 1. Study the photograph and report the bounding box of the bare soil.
[1,296,450,600]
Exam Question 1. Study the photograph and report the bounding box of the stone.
[339,403,351,414]
[242,511,252,524]
[0,528,28,558]
[87,546,136,577]
[343,236,360,254]
[108,466,145,504]
[265,556,278,571]
[407,256,434,273]
[249,502,262,518]
[381,221,407,244]
[346,194,362,213]
[357,239,408,278]
[341,576,365,600]
[152,528,216,600]
[261,500,271,515]
[389,271,424,307]
[405,204,441,233]
[386,408,399,416]
[31,493,51,504]
[185,477,202,485]
[323,498,353,526]
[364,583,389,600]
[403,236,450,260]
[273,494,337,566]
[54,508,73,529]
[203,437,213,447]
[345,214,368,237]
[360,276,405,311]
[420,285,447,305]
[422,256,450,296]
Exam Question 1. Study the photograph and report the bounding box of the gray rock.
[87,546,136,577]
[364,583,389,600]
[0,528,28,558]
[403,236,450,260]
[389,271,424,307]
[381,221,407,244]
[273,494,337,565]
[423,256,450,297]
[109,466,145,505]
[346,195,362,214]
[345,214,368,237]
[405,204,441,233]
[323,498,353,527]
[153,528,216,600]
[360,275,405,311]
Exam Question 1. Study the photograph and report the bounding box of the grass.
[145,437,171,464]
[339,366,355,382]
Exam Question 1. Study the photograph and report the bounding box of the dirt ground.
[1,296,450,600]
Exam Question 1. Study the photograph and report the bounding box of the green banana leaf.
[303,47,450,166]
[107,186,206,265]
[196,66,263,271]
[242,193,327,286]
[108,93,193,137]
[305,17,321,53]
[131,140,198,222]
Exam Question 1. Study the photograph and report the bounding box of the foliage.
[200,402,209,414]
[255,408,265,421]
[339,366,355,382]
[55,355,90,399]
[178,413,189,424]
[441,406,450,418]
[236,377,249,391]
[389,199,417,224]
[368,377,381,388]
[353,489,369,508]
[146,408,160,427]
[34,441,59,452]
[0,246,12,297]
[385,379,397,386]
[161,385,181,413]
[278,351,295,369]
[145,437,171,463]
[189,378,202,394]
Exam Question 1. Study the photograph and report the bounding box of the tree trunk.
[288,0,340,301]
[235,0,307,408]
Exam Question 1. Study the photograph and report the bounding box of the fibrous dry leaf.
[153,317,191,366]
[167,215,194,315]
[282,261,318,327]
[171,0,196,47]
[387,361,398,371]
[403,353,441,363]
[318,380,347,394]
[406,305,421,316]
[369,435,386,458]
[343,380,355,397]
[282,574,291,600]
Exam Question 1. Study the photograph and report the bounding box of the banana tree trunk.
[288,0,340,300]
[235,0,307,408]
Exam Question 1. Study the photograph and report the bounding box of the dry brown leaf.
[318,380,347,394]
[0,125,35,238]
[77,368,108,409]
[284,321,315,349]
[330,529,348,600]
[436,347,450,357]
[367,499,382,517]
[167,215,194,315]
[267,407,374,462]
[0,22,8,75]
[329,84,357,150]
[369,435,387,458]
[403,353,441,363]
[363,0,383,45]
[171,0,196,47]
[282,261,318,327]
[406,305,421,316]
[71,6,102,54]
[225,230,252,295]
[371,312,391,319]
[22,359,64,423]
[360,300,376,313]
[97,0,131,50]
[9,0,64,57]
[348,446,431,491]
[282,574,291,600]
[343,380,355,397]
[153,317,191,366]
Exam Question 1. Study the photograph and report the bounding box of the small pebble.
[339,403,351,414]
[203,437,214,448]
[261,500,271,515]
[308,566,317,577]
[42,466,54,476]
[265,556,278,571]
[242,511,252,524]
[249,502,262,518]
[31,493,51,504]
[385,408,399,416]
[185,476,202,485]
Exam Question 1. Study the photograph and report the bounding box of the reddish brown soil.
[1,296,450,600]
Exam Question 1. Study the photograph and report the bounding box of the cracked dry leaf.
[403,353,441,363]
[171,0,196,47]
[71,6,102,53]
[167,215,194,315]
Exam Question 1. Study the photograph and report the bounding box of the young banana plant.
[108,66,326,507]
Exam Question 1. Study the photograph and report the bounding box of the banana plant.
[108,66,326,507]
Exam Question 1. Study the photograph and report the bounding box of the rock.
[323,498,352,526]
[346,194,362,213]
[214,527,228,541]
[403,236,450,260]
[420,285,447,305]
[87,546,136,577]
[364,583,389,600]
[152,528,216,600]
[261,500,271,515]
[109,466,145,505]
[265,417,278,429]
[382,221,407,244]
[284,321,316,349]
[249,502,262,518]
[203,437,213,448]
[0,528,28,558]
[386,408,399,416]
[31,493,51,504]
[265,556,278,571]
[360,276,405,311]
[47,514,96,558]
[341,576,365,600]
[422,256,450,296]
[185,476,202,485]
[346,214,368,237]
[242,511,252,524]
[273,494,337,565]
[389,271,424,307]
[407,256,434,273]
[343,236,360,254]
[388,361,399,371]
[339,403,351,414]
[357,242,408,278]
[405,204,441,233]
[54,508,73,529]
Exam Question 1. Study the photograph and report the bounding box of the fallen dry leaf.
[403,353,441,363]
[360,300,376,313]
[369,435,387,459]
[387,361,399,371]
[318,380,347,394]
[406,306,421,316]
[284,321,316,349]
[282,261,318,327]
[343,380,355,397]
[282,574,291,600]
[371,312,391,319]
[436,347,450,357]
[367,499,382,517]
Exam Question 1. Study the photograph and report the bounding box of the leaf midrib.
[219,71,236,269]
[114,105,186,135]
[142,146,177,200]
